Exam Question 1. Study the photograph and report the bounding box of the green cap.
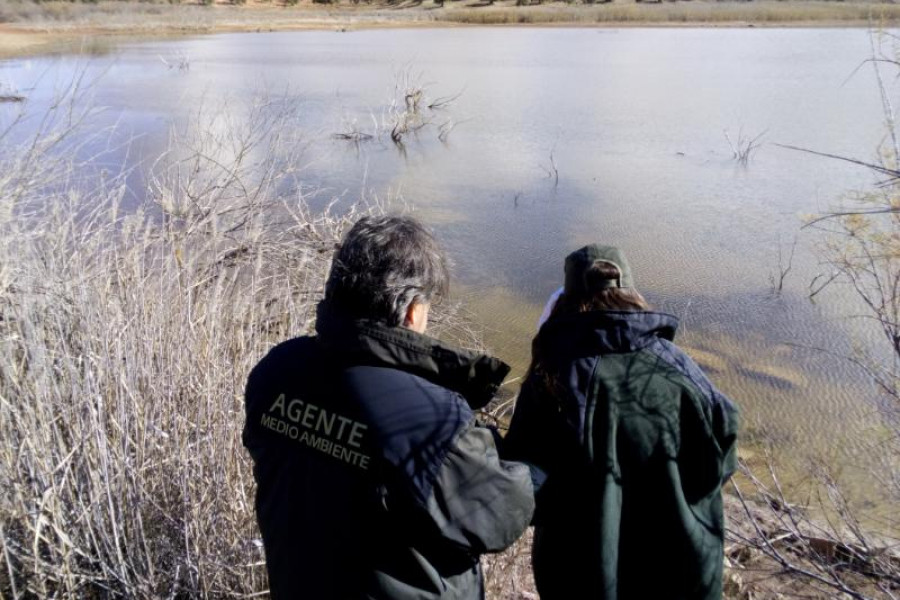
[564,244,634,294]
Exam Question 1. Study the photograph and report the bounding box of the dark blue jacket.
[504,310,739,600]
[243,304,535,599]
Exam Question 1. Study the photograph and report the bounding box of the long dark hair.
[527,260,650,398]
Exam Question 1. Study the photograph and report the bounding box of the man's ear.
[403,301,429,334]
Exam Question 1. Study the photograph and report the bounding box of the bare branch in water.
[770,235,798,295]
[333,131,374,142]
[724,127,767,164]
[540,148,560,187]
[778,143,900,190]
[428,89,464,111]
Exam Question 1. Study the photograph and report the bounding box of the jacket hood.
[538,310,679,358]
[315,301,511,410]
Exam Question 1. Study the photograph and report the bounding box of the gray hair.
[324,215,449,326]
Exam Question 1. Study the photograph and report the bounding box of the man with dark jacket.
[243,215,536,599]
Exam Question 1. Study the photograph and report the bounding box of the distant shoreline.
[0,0,897,60]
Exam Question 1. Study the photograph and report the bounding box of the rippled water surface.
[3,27,896,486]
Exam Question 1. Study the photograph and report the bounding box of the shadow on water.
[461,281,886,467]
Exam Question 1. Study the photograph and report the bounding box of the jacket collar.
[315,302,511,410]
[539,310,679,358]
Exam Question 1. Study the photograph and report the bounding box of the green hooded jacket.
[503,310,739,600]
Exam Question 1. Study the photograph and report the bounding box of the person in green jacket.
[503,244,740,600]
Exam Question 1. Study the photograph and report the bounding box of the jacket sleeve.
[417,422,535,554]
[655,340,740,487]
[676,383,740,503]
[501,376,576,526]
[712,391,740,482]
[502,375,561,471]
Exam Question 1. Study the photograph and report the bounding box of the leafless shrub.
[331,69,464,148]
[389,99,429,146]
[724,127,766,164]
[791,31,900,466]
[728,455,899,600]
[769,235,798,294]
[733,30,900,600]
[382,67,463,147]
[158,52,190,72]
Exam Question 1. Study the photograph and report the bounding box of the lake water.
[2,27,896,495]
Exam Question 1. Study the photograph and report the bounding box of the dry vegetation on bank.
[3,0,897,26]
[433,0,900,25]
[1,0,900,60]
[0,87,354,598]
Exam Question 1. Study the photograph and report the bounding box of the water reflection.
[1,27,895,482]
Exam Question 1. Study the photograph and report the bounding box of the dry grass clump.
[0,87,383,597]
[725,461,900,600]
[483,529,537,600]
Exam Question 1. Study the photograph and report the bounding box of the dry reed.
[0,86,384,598]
